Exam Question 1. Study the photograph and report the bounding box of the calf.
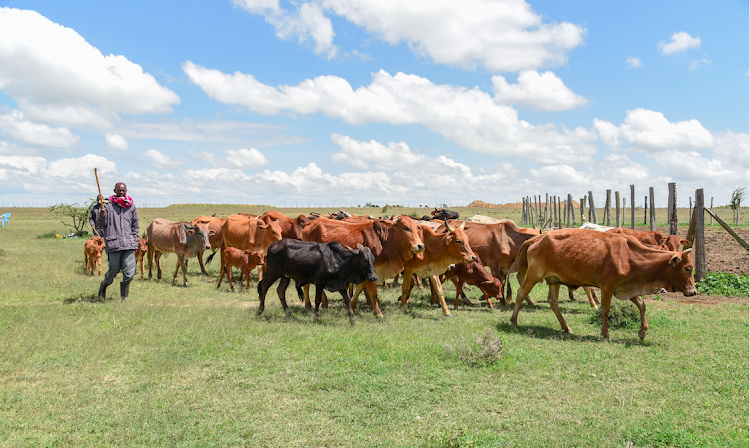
[84,236,105,276]
[257,239,378,321]
[510,229,696,341]
[441,255,503,309]
[134,235,148,279]
[217,248,265,292]
[147,219,212,286]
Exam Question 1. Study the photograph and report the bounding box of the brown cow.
[216,247,265,292]
[190,215,226,275]
[510,229,697,341]
[441,254,503,309]
[399,220,476,316]
[147,219,212,286]
[84,236,105,276]
[219,214,282,280]
[134,234,148,279]
[260,210,309,240]
[440,219,539,303]
[302,215,425,317]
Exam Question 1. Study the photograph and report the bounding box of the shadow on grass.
[62,293,116,304]
[495,321,655,346]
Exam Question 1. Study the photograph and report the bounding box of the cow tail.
[205,251,216,266]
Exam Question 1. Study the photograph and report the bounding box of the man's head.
[114,183,127,197]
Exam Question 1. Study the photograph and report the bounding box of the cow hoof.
[256,308,264,315]
[375,312,384,318]
[638,330,647,341]
[443,313,453,318]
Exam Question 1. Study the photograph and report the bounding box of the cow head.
[443,219,477,263]
[351,243,378,283]
[665,249,697,296]
[179,223,209,252]
[393,215,425,254]
[192,222,214,250]
[245,249,265,268]
[480,279,503,300]
[137,236,148,253]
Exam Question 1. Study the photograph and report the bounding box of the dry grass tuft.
[445,330,504,367]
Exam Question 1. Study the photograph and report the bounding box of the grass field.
[0,207,747,447]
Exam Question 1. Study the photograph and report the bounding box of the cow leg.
[453,279,463,310]
[392,273,400,287]
[97,253,102,276]
[428,275,451,316]
[351,282,365,310]
[197,250,208,275]
[568,286,576,302]
[256,271,279,315]
[599,289,615,341]
[276,277,291,316]
[313,284,324,320]
[155,252,163,279]
[399,268,416,311]
[414,274,423,289]
[589,287,600,305]
[630,296,648,341]
[483,291,494,309]
[548,283,573,334]
[584,286,599,309]
[321,290,329,309]
[226,265,236,292]
[216,261,228,290]
[147,244,154,279]
[338,289,355,323]
[302,284,312,310]
[510,266,545,327]
[242,266,252,291]
[365,281,383,318]
[294,281,304,302]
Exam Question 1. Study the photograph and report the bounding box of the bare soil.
[645,225,749,306]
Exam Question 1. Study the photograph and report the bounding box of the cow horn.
[444,218,454,233]
[460,219,466,230]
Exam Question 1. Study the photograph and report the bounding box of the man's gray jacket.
[95,202,139,253]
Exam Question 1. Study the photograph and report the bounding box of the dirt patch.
[648,291,748,308]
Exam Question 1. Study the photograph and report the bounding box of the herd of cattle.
[82,208,697,341]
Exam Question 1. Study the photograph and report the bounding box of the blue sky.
[0,0,747,208]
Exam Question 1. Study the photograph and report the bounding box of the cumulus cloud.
[184,63,598,163]
[491,70,588,111]
[141,149,187,170]
[594,108,714,152]
[0,155,47,173]
[658,31,701,55]
[626,56,641,69]
[233,0,585,71]
[105,133,130,152]
[0,110,80,148]
[0,7,180,128]
[189,147,270,169]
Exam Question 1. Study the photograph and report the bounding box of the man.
[96,182,139,301]
[88,195,108,237]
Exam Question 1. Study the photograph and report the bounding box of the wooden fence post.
[709,197,714,226]
[552,196,557,229]
[568,194,574,227]
[615,191,621,227]
[604,190,611,226]
[580,196,586,224]
[588,191,598,225]
[689,197,692,223]
[694,189,706,282]
[668,182,678,236]
[630,184,635,229]
[558,197,562,228]
[644,196,647,225]
[649,187,656,231]
[545,193,549,224]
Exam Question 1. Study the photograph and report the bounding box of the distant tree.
[49,198,97,236]
[382,204,389,213]
[730,187,746,224]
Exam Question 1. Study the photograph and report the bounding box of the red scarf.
[109,195,133,207]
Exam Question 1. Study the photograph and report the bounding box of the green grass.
[0,207,747,447]
[697,272,749,296]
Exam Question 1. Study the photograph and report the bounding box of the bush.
[697,272,749,297]
[445,331,504,367]
[49,199,97,236]
[589,300,641,329]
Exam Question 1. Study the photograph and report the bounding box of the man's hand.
[100,208,107,218]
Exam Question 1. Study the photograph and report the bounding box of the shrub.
[589,300,641,329]
[697,272,749,297]
[445,331,504,367]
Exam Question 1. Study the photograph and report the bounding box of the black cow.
[431,208,459,220]
[257,239,378,321]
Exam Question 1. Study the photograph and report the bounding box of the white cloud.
[658,31,701,55]
[330,134,428,170]
[626,56,641,69]
[42,154,116,179]
[689,58,711,71]
[594,108,714,152]
[190,147,271,169]
[233,0,338,59]
[0,110,80,148]
[141,149,187,170]
[105,133,130,152]
[0,155,47,173]
[491,70,588,111]
[0,8,180,128]
[184,63,598,164]
[234,0,585,71]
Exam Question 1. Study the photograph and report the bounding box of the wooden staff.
[94,167,102,206]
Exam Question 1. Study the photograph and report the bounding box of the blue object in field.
[0,213,9,227]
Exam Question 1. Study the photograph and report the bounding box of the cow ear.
[209,230,216,236]
[178,224,187,245]
[669,254,681,265]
